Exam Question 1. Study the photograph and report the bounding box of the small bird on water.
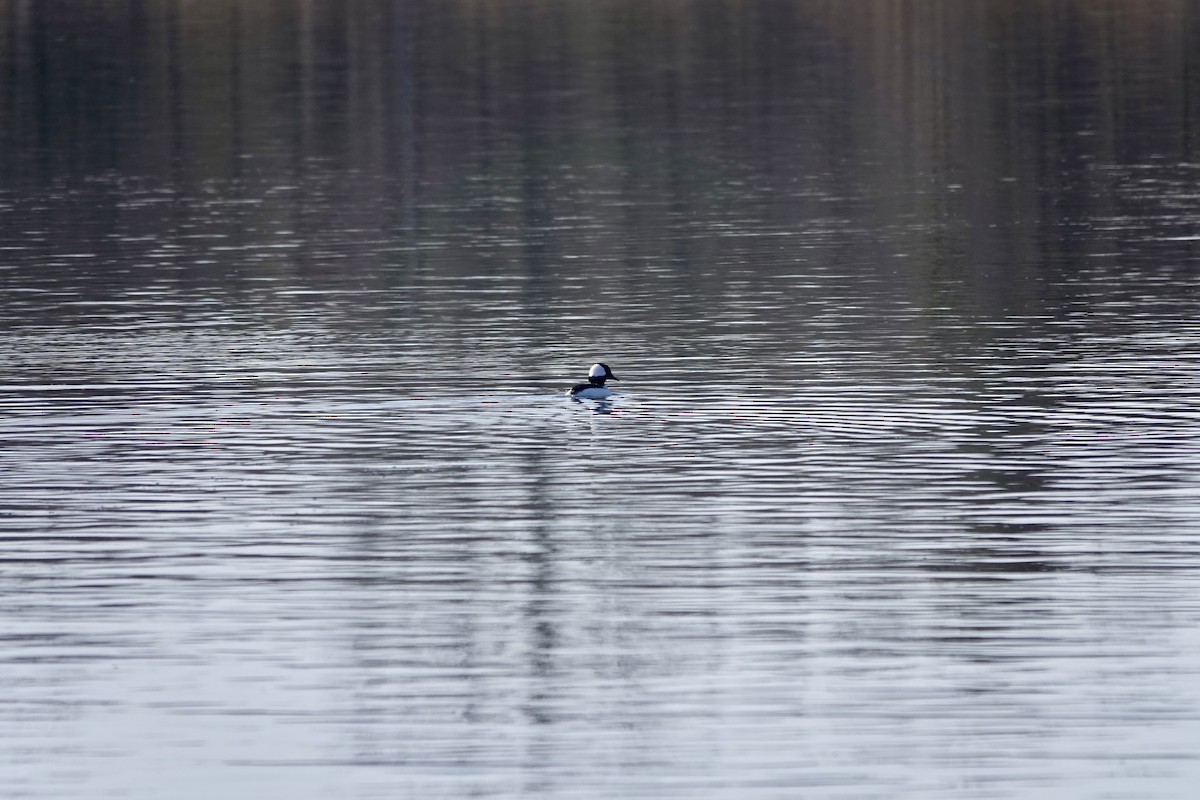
[567,363,619,399]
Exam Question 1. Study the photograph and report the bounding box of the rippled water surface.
[4,2,1200,798]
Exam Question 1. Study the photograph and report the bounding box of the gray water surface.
[4,2,1200,798]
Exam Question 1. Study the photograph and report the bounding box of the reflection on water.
[4,1,1200,798]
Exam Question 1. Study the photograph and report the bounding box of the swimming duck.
[567,363,619,399]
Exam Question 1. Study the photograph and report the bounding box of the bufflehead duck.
[568,363,619,399]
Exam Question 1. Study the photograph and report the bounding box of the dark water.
[4,1,1200,798]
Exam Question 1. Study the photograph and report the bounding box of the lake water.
[4,2,1200,798]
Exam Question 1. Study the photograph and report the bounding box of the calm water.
[4,1,1200,798]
